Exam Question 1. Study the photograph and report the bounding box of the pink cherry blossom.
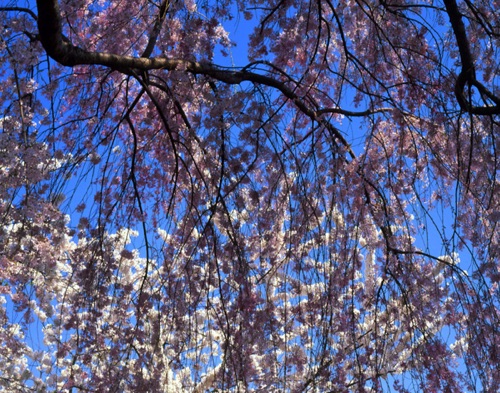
[0,0,498,391]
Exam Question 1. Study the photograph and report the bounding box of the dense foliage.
[0,0,499,391]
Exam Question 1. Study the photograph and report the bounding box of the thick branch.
[443,0,474,73]
[36,0,354,157]
[443,0,500,115]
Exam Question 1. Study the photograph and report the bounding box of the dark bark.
[443,0,500,115]
[35,0,353,156]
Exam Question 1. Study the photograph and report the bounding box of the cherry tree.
[0,0,499,391]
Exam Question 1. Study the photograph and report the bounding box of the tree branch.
[36,0,355,157]
[443,0,500,115]
[141,0,170,58]
[0,6,38,20]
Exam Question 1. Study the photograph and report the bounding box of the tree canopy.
[0,0,499,391]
